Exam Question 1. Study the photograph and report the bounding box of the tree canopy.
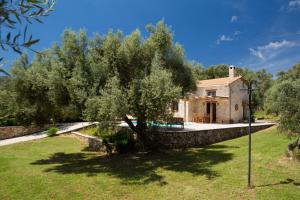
[83,21,195,144]
[1,21,195,145]
[265,62,300,155]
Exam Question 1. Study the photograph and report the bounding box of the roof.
[197,76,243,87]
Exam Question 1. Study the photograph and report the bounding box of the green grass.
[0,127,299,200]
[254,111,279,122]
[79,126,112,138]
[79,126,98,136]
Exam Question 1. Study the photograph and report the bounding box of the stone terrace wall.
[0,126,47,140]
[70,131,103,151]
[147,124,274,149]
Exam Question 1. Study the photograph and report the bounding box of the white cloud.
[216,31,241,45]
[249,40,296,60]
[242,52,300,72]
[289,0,300,8]
[230,16,238,23]
[281,0,300,12]
[234,30,241,36]
[249,48,264,59]
[216,35,233,44]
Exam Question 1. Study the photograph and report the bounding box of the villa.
[173,66,249,123]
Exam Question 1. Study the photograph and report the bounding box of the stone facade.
[229,78,248,122]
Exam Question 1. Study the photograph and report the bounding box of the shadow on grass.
[31,144,234,185]
[256,178,300,188]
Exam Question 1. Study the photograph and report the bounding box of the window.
[235,104,239,111]
[207,90,216,97]
[172,101,179,112]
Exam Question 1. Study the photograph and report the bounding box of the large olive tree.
[84,21,195,145]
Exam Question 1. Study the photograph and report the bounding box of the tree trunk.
[136,117,151,146]
[123,116,137,132]
[287,137,300,157]
[123,115,153,149]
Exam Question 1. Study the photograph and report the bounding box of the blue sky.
[3,0,300,73]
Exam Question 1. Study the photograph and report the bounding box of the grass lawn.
[79,126,98,136]
[79,126,111,138]
[0,127,299,200]
[254,111,279,122]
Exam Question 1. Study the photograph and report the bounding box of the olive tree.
[265,80,300,156]
[84,21,195,146]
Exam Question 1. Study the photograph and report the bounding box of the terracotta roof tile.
[197,76,242,87]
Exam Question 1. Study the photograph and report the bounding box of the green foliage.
[83,20,194,139]
[84,76,128,129]
[277,62,300,81]
[264,82,282,115]
[254,110,279,122]
[94,128,113,139]
[2,19,278,140]
[188,61,206,80]
[248,69,273,110]
[268,62,300,138]
[140,54,181,121]
[277,81,300,135]
[80,126,138,153]
[265,79,300,136]
[203,64,229,79]
[47,127,58,137]
[0,0,55,74]
[79,126,97,136]
[5,29,95,125]
[0,84,17,126]
[1,21,195,131]
[105,129,136,153]
[11,56,55,125]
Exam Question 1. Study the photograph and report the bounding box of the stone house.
[173,66,249,123]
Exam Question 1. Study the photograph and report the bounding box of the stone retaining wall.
[0,126,47,140]
[68,124,274,150]
[70,131,103,151]
[147,124,274,149]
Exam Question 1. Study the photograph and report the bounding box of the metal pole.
[248,83,252,188]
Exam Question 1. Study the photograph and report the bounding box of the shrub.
[104,129,136,154]
[113,130,135,153]
[95,128,113,138]
[47,127,59,137]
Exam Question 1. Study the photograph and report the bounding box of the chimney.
[229,65,236,78]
